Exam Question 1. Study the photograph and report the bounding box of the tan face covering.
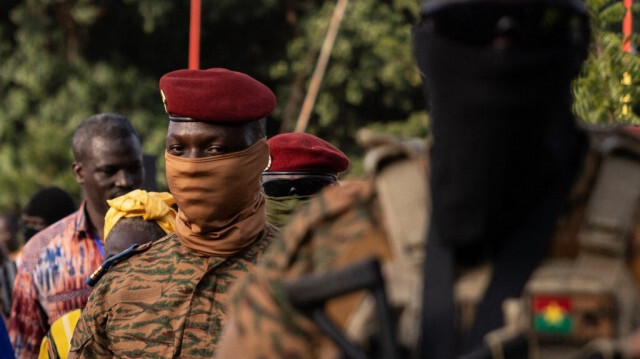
[165,138,269,256]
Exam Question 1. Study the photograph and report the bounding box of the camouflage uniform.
[69,225,278,359]
[217,180,395,358]
[216,132,628,358]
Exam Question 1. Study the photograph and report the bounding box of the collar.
[74,201,96,240]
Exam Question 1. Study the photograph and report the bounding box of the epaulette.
[86,241,154,287]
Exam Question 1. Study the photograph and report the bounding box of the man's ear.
[72,162,85,185]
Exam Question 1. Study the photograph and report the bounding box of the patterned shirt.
[9,202,104,359]
[69,225,278,359]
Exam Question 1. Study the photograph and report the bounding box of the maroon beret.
[159,68,276,123]
[625,125,640,138]
[266,133,349,175]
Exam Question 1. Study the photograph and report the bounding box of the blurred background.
[0,0,637,212]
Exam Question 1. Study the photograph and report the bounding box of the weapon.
[283,257,402,359]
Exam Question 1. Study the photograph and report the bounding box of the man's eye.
[99,167,117,176]
[206,146,226,155]
[168,145,184,154]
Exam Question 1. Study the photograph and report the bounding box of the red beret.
[159,68,276,123]
[266,133,349,175]
[625,125,640,138]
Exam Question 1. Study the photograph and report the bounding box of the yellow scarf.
[103,190,177,240]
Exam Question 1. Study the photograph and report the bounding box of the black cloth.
[414,16,588,358]
[23,187,75,241]
[414,21,586,262]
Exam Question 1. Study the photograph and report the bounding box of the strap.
[420,225,456,358]
[577,133,640,256]
[362,129,429,351]
[420,135,584,358]
[462,148,580,354]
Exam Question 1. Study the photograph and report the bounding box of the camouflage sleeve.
[68,285,112,358]
[217,181,390,358]
[216,261,322,359]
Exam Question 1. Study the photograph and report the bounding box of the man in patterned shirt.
[69,68,279,358]
[9,113,144,358]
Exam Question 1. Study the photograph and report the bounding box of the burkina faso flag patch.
[533,296,572,334]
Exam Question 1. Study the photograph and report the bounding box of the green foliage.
[0,0,427,210]
[5,0,638,211]
[6,0,637,212]
[0,0,168,210]
[573,0,640,124]
[269,0,426,163]
[0,0,426,211]
[366,111,430,138]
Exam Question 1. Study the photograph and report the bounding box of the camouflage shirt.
[214,147,603,358]
[68,225,278,359]
[216,180,394,359]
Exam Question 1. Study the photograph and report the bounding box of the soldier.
[262,132,349,228]
[215,0,605,358]
[68,68,279,358]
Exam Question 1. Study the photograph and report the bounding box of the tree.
[0,0,182,211]
[0,0,428,212]
[573,0,640,124]
[267,0,428,174]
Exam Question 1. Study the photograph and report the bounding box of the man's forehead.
[167,120,243,138]
[86,135,141,162]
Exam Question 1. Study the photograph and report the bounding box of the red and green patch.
[533,296,572,334]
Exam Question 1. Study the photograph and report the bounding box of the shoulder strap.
[356,129,430,351]
[85,240,155,287]
[577,130,640,256]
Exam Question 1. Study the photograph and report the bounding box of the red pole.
[189,0,201,69]
[623,0,633,53]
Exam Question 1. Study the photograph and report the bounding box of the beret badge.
[160,89,169,115]
[264,155,272,171]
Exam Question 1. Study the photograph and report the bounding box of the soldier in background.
[215,0,612,358]
[262,132,349,228]
[415,0,591,356]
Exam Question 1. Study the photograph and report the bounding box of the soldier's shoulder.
[86,233,176,287]
[263,223,280,245]
[309,180,376,221]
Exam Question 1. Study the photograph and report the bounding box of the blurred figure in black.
[414,0,591,356]
[21,186,76,244]
[216,1,638,358]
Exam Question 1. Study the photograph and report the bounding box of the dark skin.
[72,135,144,239]
[166,119,265,158]
[104,224,162,260]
